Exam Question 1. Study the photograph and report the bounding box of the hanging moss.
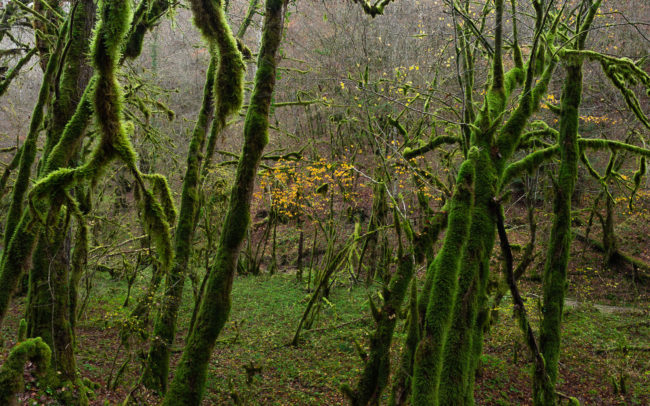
[411,150,476,406]
[0,337,51,405]
[163,1,287,404]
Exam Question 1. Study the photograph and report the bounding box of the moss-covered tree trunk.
[24,3,95,390]
[533,59,582,406]
[343,237,415,406]
[533,2,600,403]
[411,154,476,405]
[162,1,287,404]
[141,52,218,392]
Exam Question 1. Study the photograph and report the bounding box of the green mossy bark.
[389,280,420,406]
[533,59,583,406]
[343,250,414,405]
[123,0,172,60]
[0,337,51,406]
[438,149,496,406]
[411,153,476,406]
[1,17,66,253]
[162,1,287,404]
[25,4,95,396]
[0,0,170,332]
[141,53,218,392]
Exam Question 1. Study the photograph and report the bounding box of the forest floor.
[1,256,648,405]
[1,201,649,405]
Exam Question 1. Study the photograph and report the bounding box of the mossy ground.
[0,253,647,405]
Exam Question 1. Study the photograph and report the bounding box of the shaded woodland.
[0,0,649,405]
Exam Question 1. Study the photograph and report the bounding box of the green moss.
[1,18,67,252]
[412,150,476,406]
[438,148,496,405]
[389,280,420,406]
[344,249,414,405]
[188,0,245,129]
[0,337,51,405]
[534,55,584,406]
[163,1,287,404]
[143,53,218,392]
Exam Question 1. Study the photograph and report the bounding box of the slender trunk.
[141,53,217,392]
[343,249,414,406]
[163,1,287,403]
[533,60,583,406]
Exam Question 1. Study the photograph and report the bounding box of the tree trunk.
[162,1,287,404]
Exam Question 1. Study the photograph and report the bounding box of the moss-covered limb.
[31,0,62,71]
[495,56,558,168]
[389,280,419,406]
[578,139,650,157]
[236,0,260,38]
[575,0,603,50]
[0,1,20,43]
[504,138,650,191]
[534,56,583,406]
[411,152,476,406]
[162,1,287,404]
[500,145,559,191]
[122,0,172,60]
[0,146,22,200]
[491,0,505,94]
[0,211,38,326]
[0,16,69,329]
[141,52,218,392]
[343,249,414,406]
[437,149,496,405]
[560,48,650,129]
[42,84,94,175]
[40,0,95,167]
[402,136,461,160]
[1,17,67,251]
[0,337,51,406]
[413,209,448,266]
[188,0,244,130]
[0,47,37,97]
[351,0,397,17]
[509,0,523,70]
[69,205,89,334]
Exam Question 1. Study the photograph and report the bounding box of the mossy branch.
[0,48,37,97]
[351,0,398,17]
[403,136,461,160]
